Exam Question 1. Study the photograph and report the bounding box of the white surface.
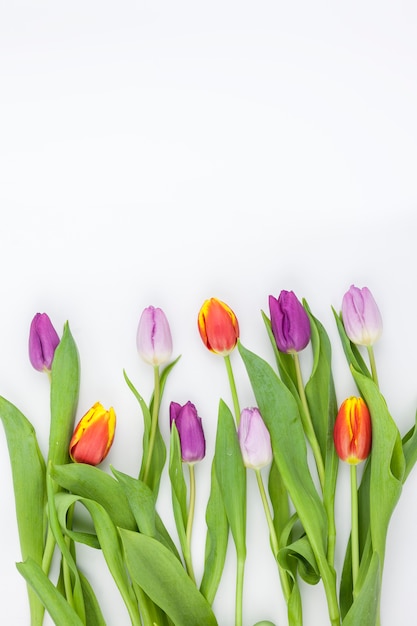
[1,2,417,625]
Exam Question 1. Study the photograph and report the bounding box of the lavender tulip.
[137,306,173,366]
[29,313,60,372]
[238,407,273,470]
[170,401,206,463]
[341,285,383,346]
[269,290,311,353]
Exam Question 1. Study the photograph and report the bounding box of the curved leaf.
[119,529,218,626]
[0,396,46,625]
[49,322,80,469]
[17,558,84,626]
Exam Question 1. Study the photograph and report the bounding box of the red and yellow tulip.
[333,396,372,465]
[69,402,116,466]
[197,297,239,356]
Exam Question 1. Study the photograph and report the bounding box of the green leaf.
[214,399,246,560]
[79,571,107,626]
[261,310,298,393]
[123,369,166,493]
[111,466,180,558]
[199,457,229,606]
[268,460,291,543]
[150,355,181,416]
[50,462,137,531]
[352,369,405,566]
[401,410,417,481]
[278,534,320,585]
[332,308,370,379]
[16,558,84,626]
[0,397,46,561]
[49,322,80,468]
[341,552,380,626]
[0,396,46,624]
[168,424,188,559]
[303,303,339,567]
[119,529,218,626]
[54,492,142,626]
[238,342,340,625]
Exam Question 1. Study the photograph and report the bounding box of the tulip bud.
[137,306,173,366]
[29,312,60,372]
[238,407,273,470]
[197,298,240,356]
[341,285,382,346]
[170,401,206,463]
[333,397,372,465]
[268,290,311,354]
[69,402,116,465]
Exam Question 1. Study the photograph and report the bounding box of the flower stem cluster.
[0,285,416,626]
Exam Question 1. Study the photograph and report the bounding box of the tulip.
[268,291,311,353]
[341,285,382,346]
[137,306,173,366]
[69,402,116,465]
[333,396,372,464]
[29,312,60,372]
[198,298,239,355]
[238,407,273,470]
[170,401,206,463]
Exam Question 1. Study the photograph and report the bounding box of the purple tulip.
[137,306,173,366]
[268,290,311,353]
[341,285,383,346]
[29,313,60,372]
[170,401,206,463]
[238,407,273,470]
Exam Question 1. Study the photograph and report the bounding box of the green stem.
[316,555,340,626]
[367,346,379,388]
[235,555,245,626]
[255,469,292,603]
[184,463,196,583]
[293,352,325,490]
[350,464,359,597]
[62,503,76,610]
[224,355,241,426]
[143,365,161,485]
[41,524,56,575]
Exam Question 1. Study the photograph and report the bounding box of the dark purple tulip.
[268,290,311,353]
[29,313,60,372]
[170,401,206,463]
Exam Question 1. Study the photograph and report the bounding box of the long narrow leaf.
[49,322,80,468]
[199,458,229,606]
[51,462,137,531]
[55,492,142,626]
[214,399,246,561]
[0,397,46,625]
[17,558,84,626]
[238,342,340,626]
[119,530,218,626]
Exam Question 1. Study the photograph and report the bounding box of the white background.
[1,2,417,625]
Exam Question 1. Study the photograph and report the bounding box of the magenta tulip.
[29,313,60,372]
[269,290,311,353]
[170,401,206,463]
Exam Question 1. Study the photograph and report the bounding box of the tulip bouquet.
[1,286,417,626]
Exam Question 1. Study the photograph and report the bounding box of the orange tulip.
[197,298,239,356]
[69,402,116,465]
[333,396,372,465]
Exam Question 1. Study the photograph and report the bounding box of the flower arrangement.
[1,285,416,626]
